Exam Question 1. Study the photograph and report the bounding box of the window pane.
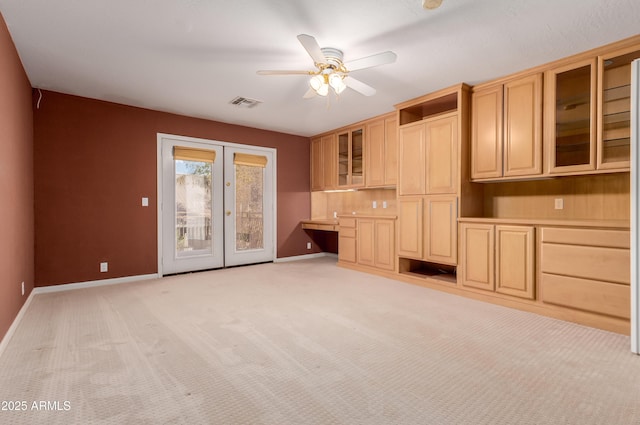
[175,160,212,257]
[235,164,264,251]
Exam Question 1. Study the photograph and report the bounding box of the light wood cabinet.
[495,225,535,299]
[544,58,597,174]
[338,217,357,263]
[365,114,398,188]
[337,126,364,188]
[397,197,423,259]
[398,195,457,265]
[399,112,457,195]
[310,133,336,191]
[424,195,457,265]
[539,227,630,318]
[471,73,542,180]
[597,46,640,170]
[357,218,395,271]
[459,222,535,299]
[459,223,495,291]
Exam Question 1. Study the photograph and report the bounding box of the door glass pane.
[601,50,639,164]
[235,164,264,251]
[338,132,349,186]
[351,129,363,185]
[175,160,212,257]
[554,65,592,167]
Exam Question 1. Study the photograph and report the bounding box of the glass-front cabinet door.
[337,126,364,188]
[597,47,640,170]
[544,58,597,174]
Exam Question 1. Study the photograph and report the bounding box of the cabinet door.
[365,118,386,187]
[357,219,375,266]
[398,197,423,259]
[495,225,535,299]
[337,131,350,187]
[597,46,639,170]
[351,128,364,187]
[310,136,323,191]
[338,228,357,263]
[471,85,503,179]
[321,133,336,189]
[425,114,458,194]
[504,74,543,177]
[384,115,398,186]
[544,58,597,173]
[459,223,495,291]
[424,196,457,265]
[398,122,426,195]
[375,219,395,271]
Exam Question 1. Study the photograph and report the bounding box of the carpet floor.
[0,257,639,424]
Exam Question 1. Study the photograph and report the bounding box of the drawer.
[540,227,629,249]
[302,223,337,231]
[339,228,357,238]
[541,273,630,319]
[540,243,630,284]
[339,217,357,228]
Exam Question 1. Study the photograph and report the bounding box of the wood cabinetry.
[397,195,457,265]
[399,112,457,195]
[338,217,357,263]
[337,126,364,188]
[357,218,395,271]
[545,58,597,174]
[471,73,542,180]
[459,222,535,300]
[365,114,398,187]
[310,133,336,191]
[597,46,640,170]
[539,227,630,318]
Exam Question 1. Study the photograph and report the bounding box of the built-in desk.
[300,219,339,232]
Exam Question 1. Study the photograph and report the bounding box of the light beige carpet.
[0,257,639,424]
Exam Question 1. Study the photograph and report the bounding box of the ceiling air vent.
[229,96,262,108]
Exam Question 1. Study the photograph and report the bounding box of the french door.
[159,135,275,275]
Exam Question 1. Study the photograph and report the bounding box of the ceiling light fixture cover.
[423,0,443,9]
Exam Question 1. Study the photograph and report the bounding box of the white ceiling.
[1,0,639,137]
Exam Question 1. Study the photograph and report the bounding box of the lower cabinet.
[338,217,357,263]
[539,227,630,319]
[358,218,395,271]
[398,195,457,265]
[459,223,535,300]
[339,216,396,271]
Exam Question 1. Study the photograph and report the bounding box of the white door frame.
[157,133,277,277]
[631,59,639,354]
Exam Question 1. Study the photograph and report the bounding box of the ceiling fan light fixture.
[422,0,443,9]
[309,74,324,91]
[316,83,329,96]
[329,73,345,91]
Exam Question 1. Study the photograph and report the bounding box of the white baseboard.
[274,252,338,263]
[34,273,160,294]
[0,290,36,358]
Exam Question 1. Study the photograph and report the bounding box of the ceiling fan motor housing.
[320,47,344,69]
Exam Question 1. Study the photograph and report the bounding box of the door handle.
[226,211,231,216]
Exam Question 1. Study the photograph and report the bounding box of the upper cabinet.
[337,126,364,188]
[399,111,458,195]
[310,133,336,191]
[471,73,543,181]
[365,113,398,188]
[544,58,597,174]
[597,46,640,170]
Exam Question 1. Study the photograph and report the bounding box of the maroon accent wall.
[0,13,34,341]
[34,91,312,286]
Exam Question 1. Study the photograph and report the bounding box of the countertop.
[458,217,630,229]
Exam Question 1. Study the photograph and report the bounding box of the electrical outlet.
[100,262,108,272]
[554,198,564,210]
[306,242,312,250]
[382,201,388,209]
[372,201,377,209]
[141,197,149,207]
[21,281,24,296]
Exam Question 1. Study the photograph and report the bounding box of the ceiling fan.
[257,34,397,98]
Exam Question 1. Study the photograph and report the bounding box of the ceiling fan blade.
[297,34,326,64]
[303,88,317,99]
[344,76,376,96]
[344,51,397,72]
[257,70,312,75]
